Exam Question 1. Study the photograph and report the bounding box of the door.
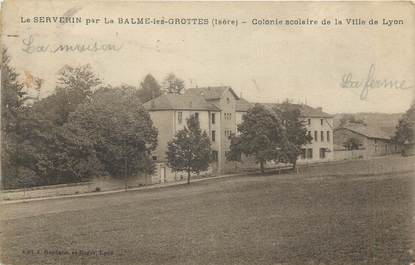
[160,167,166,183]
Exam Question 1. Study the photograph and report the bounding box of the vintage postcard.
[0,0,414,264]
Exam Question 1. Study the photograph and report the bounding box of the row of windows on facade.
[210,129,233,142]
[300,148,328,160]
[177,112,230,124]
[211,129,331,144]
[308,131,331,142]
[307,118,327,126]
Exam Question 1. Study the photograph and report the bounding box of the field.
[1,156,414,265]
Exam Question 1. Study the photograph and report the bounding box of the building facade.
[333,124,401,160]
[263,103,335,164]
[143,86,251,183]
[144,89,334,182]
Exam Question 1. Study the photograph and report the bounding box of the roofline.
[187,86,240,100]
[258,102,333,118]
[334,127,391,140]
[145,108,221,112]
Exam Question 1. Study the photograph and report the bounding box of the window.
[308,119,311,125]
[194,112,199,120]
[224,113,232,120]
[152,156,157,161]
[225,130,233,138]
[307,148,313,159]
[319,148,326,159]
[226,98,230,104]
[211,113,216,124]
[211,151,218,161]
[321,119,324,126]
[300,148,306,159]
[211,130,216,142]
[321,131,324,142]
[327,131,330,142]
[308,131,311,138]
[178,111,183,124]
[314,131,318,141]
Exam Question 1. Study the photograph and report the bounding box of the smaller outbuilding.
[333,123,401,160]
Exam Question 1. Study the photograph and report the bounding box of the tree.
[1,59,109,189]
[273,102,312,169]
[34,64,101,126]
[67,86,158,179]
[343,137,363,150]
[227,104,286,173]
[163,73,185,95]
[137,74,162,103]
[1,48,30,187]
[1,49,27,137]
[393,103,414,145]
[14,114,105,186]
[166,115,211,184]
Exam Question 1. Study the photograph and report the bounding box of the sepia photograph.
[0,1,414,264]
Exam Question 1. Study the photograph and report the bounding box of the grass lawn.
[1,156,414,265]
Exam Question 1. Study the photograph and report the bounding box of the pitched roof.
[260,103,333,118]
[335,123,392,140]
[236,98,253,112]
[184,86,239,100]
[300,104,333,118]
[143,94,220,111]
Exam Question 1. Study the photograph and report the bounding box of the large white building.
[144,90,334,183]
[143,86,251,183]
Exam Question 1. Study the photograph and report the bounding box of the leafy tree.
[393,103,414,145]
[1,49,30,187]
[273,102,312,169]
[343,137,363,150]
[226,133,243,162]
[137,74,162,103]
[1,59,108,189]
[34,64,101,126]
[163,73,185,95]
[227,104,286,173]
[67,86,158,179]
[1,49,27,137]
[14,113,104,186]
[166,115,211,184]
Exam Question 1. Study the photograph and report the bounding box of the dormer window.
[226,98,230,104]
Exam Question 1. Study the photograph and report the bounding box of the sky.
[2,1,414,114]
